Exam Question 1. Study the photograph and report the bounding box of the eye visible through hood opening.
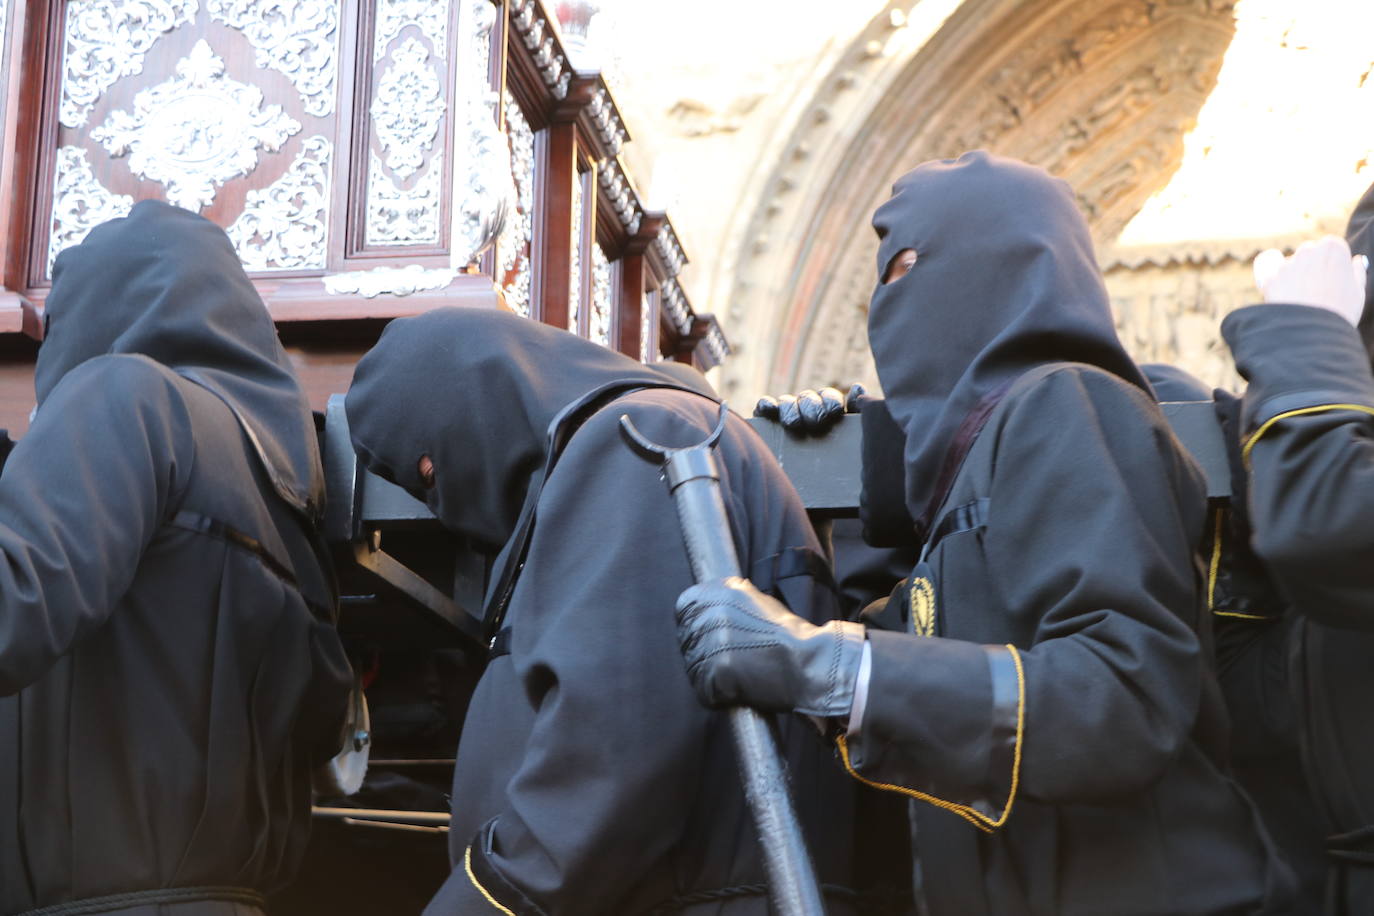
[883,248,918,284]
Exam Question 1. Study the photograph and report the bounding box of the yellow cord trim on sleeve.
[1214,610,1270,621]
[465,845,517,915]
[1242,404,1374,466]
[1206,507,1224,613]
[835,644,1025,835]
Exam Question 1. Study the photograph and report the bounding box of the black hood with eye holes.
[1343,179,1374,359]
[35,199,324,518]
[867,150,1151,529]
[345,308,683,552]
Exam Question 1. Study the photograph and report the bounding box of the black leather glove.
[674,577,865,718]
[754,384,865,435]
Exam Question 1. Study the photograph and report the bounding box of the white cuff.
[845,640,872,737]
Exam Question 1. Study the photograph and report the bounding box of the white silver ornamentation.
[655,225,688,279]
[599,158,642,236]
[91,40,301,212]
[374,0,448,62]
[568,172,585,332]
[497,96,536,317]
[451,0,513,267]
[367,151,442,245]
[704,324,730,364]
[661,277,691,334]
[587,87,628,157]
[508,0,573,99]
[48,145,135,272]
[226,134,331,271]
[59,0,199,129]
[207,0,340,117]
[590,243,613,347]
[323,264,456,298]
[372,37,445,180]
[641,292,657,362]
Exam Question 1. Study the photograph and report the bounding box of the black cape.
[0,201,352,914]
[846,152,1290,914]
[346,310,860,915]
[1213,185,1374,912]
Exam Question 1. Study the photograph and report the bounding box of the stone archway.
[715,0,1237,399]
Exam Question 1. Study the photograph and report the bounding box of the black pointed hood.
[345,308,682,550]
[1343,179,1374,357]
[35,199,324,518]
[867,150,1150,528]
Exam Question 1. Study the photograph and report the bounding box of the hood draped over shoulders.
[345,308,690,551]
[866,150,1150,529]
[35,199,324,519]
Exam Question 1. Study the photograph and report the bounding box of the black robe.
[0,201,352,914]
[346,310,858,915]
[1143,362,1328,912]
[844,151,1290,914]
[1222,297,1374,914]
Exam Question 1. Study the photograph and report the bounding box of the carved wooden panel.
[42,0,348,281]
[356,0,460,252]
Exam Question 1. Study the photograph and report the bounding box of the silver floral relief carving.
[48,146,135,272]
[590,243,613,347]
[452,0,512,267]
[91,39,301,212]
[366,150,441,246]
[60,0,199,129]
[497,97,535,317]
[207,0,340,117]
[323,264,455,298]
[373,0,448,62]
[372,37,445,180]
[568,173,584,333]
[226,134,331,271]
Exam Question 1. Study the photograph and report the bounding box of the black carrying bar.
[322,397,1231,638]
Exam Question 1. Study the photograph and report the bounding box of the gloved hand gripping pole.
[620,403,826,916]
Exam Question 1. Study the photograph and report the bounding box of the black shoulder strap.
[481,381,718,643]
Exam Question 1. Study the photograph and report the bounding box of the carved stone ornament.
[59,0,199,130]
[590,242,613,346]
[323,264,457,298]
[206,0,341,117]
[497,96,536,317]
[226,134,331,271]
[452,0,514,267]
[373,37,446,180]
[374,0,448,63]
[48,145,135,272]
[367,150,442,246]
[91,39,302,212]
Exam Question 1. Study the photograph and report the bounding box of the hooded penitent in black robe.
[1215,181,1374,914]
[0,200,353,916]
[1142,362,1327,912]
[840,151,1291,915]
[345,309,858,915]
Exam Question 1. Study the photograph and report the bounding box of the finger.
[777,394,803,430]
[753,396,780,419]
[795,389,826,430]
[1253,248,1285,295]
[845,383,867,413]
[1354,254,1369,299]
